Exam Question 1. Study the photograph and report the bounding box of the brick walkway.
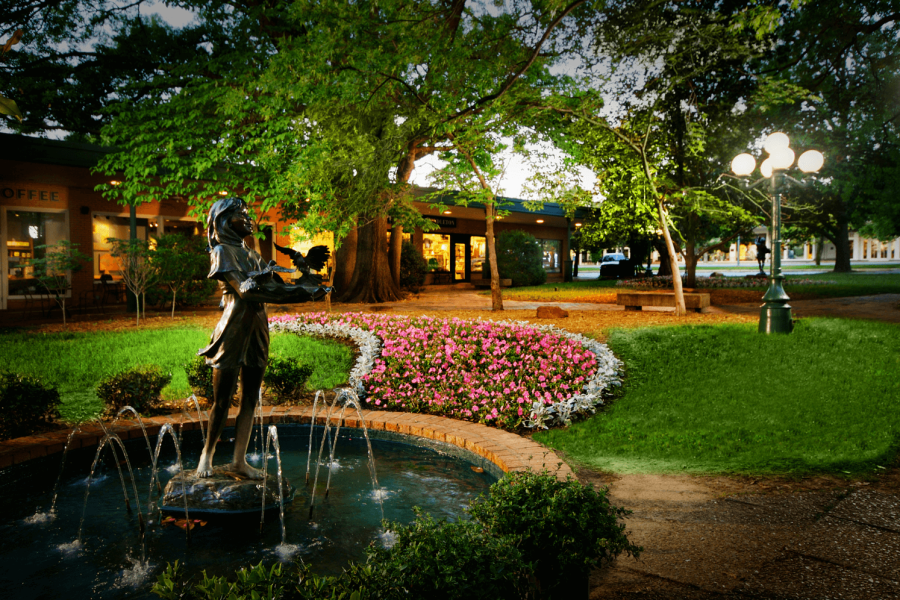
[0,405,572,479]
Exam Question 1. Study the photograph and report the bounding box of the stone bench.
[473,278,512,289]
[616,291,711,313]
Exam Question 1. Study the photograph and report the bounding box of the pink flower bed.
[270,312,608,430]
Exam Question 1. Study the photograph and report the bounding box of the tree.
[756,0,900,272]
[108,238,155,326]
[25,240,89,327]
[1,2,216,137]
[152,233,210,319]
[88,0,599,305]
[534,0,787,309]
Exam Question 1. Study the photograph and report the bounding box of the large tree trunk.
[486,209,503,311]
[814,236,824,266]
[831,217,852,273]
[335,218,402,303]
[388,225,403,286]
[653,239,672,276]
[333,226,358,295]
[684,239,698,288]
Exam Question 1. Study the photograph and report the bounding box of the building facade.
[0,135,579,311]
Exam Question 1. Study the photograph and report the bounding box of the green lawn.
[494,270,900,302]
[534,319,900,476]
[0,328,353,424]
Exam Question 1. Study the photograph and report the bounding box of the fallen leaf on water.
[471,466,484,473]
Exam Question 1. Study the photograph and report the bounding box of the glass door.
[453,242,467,281]
[470,236,486,280]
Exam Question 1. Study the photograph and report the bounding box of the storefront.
[410,189,576,283]
[1,134,581,312]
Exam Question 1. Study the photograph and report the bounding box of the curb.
[0,407,572,480]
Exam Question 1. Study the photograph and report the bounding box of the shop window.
[423,234,451,271]
[6,210,68,295]
[92,214,150,279]
[163,218,202,238]
[539,239,562,273]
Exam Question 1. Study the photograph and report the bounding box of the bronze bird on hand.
[273,242,333,296]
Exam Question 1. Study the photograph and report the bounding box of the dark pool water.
[0,425,498,599]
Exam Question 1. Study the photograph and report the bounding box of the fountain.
[0,390,498,599]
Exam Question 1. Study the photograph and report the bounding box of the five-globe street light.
[731,133,824,334]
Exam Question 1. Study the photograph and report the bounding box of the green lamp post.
[731,132,824,334]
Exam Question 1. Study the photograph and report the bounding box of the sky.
[141,1,598,201]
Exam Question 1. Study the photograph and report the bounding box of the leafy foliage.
[356,510,530,600]
[25,240,90,326]
[0,370,60,440]
[263,356,314,405]
[107,237,155,325]
[468,470,641,595]
[151,233,216,316]
[151,471,638,600]
[184,355,213,400]
[496,230,547,287]
[96,364,172,416]
[398,240,428,291]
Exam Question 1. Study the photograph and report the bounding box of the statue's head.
[207,197,249,249]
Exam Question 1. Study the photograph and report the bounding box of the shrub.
[354,510,530,599]
[467,470,641,598]
[152,560,360,600]
[96,364,172,416]
[184,355,214,399]
[399,240,428,291]
[496,230,547,287]
[0,371,61,440]
[263,355,314,404]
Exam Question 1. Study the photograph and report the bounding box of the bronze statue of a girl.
[196,197,330,478]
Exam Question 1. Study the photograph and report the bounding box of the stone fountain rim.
[0,409,573,481]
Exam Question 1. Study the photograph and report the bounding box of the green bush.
[0,371,61,440]
[150,471,638,600]
[496,230,547,287]
[97,364,172,416]
[152,560,361,600]
[399,240,428,291]
[354,509,530,599]
[184,355,214,399]
[264,355,314,404]
[467,470,641,597]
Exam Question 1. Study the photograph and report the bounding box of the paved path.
[370,285,900,323]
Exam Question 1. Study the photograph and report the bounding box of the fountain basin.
[0,424,504,599]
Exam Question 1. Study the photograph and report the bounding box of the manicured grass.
[534,319,900,475]
[0,328,353,424]
[494,270,900,302]
[489,279,619,302]
[789,271,900,298]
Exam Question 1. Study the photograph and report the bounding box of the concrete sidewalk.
[368,285,900,324]
[589,473,900,599]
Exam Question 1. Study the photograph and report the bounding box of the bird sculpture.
[243,243,333,297]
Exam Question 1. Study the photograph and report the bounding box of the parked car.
[600,253,634,279]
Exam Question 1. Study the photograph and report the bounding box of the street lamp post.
[731,132,824,334]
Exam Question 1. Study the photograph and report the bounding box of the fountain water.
[2,388,498,599]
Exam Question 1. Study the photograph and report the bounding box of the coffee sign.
[1,186,65,202]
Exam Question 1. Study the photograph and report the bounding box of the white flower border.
[269,319,381,397]
[270,314,623,430]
